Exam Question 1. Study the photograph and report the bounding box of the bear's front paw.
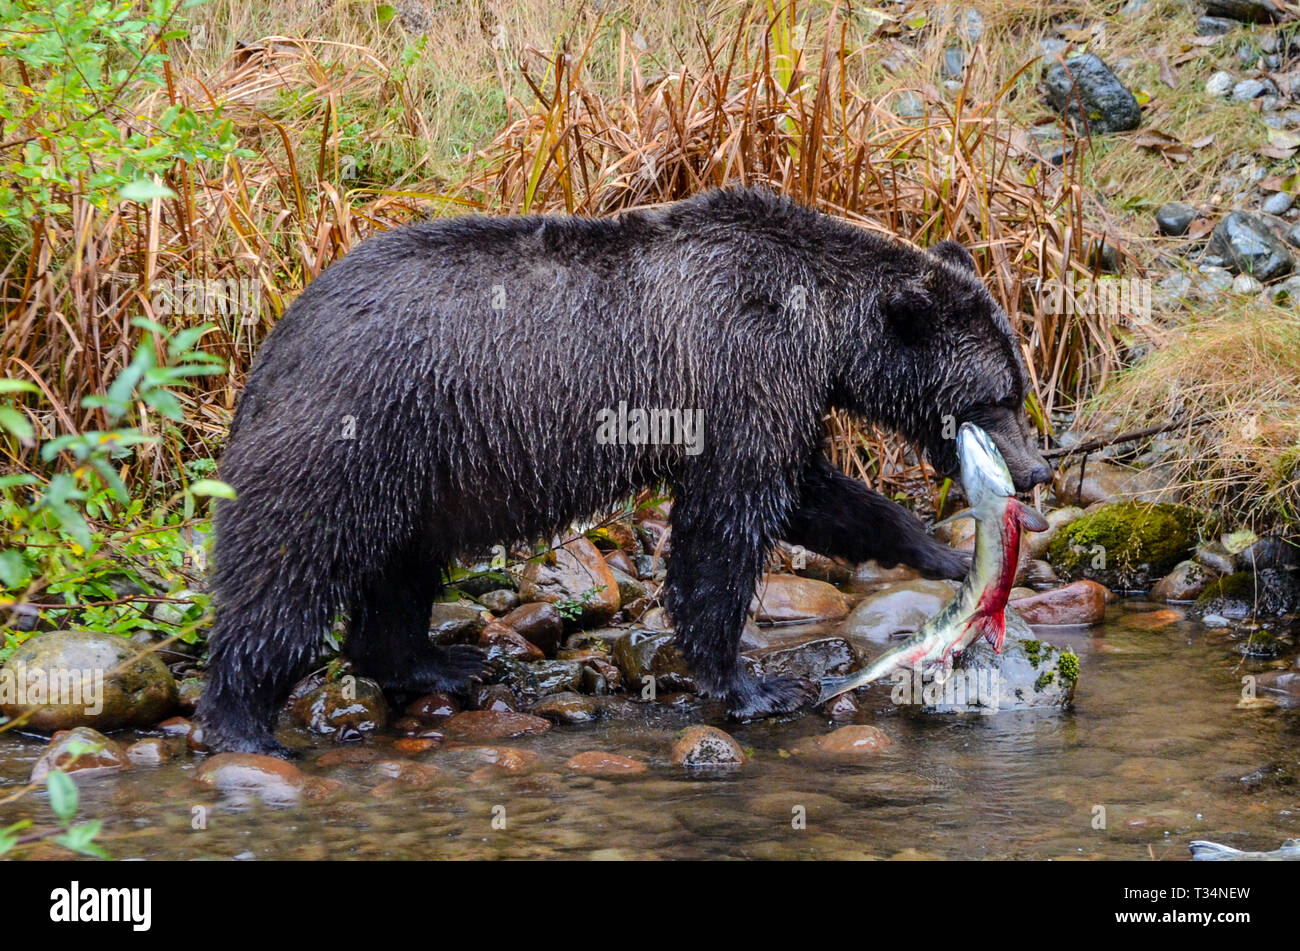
[428,643,492,690]
[725,674,818,721]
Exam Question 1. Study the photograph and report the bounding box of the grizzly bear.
[199,187,1051,754]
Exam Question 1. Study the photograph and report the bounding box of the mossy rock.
[1192,569,1300,620]
[1046,501,1204,590]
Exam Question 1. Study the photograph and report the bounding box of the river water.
[1,599,1296,860]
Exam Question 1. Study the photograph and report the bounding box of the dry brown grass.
[2,0,1143,511]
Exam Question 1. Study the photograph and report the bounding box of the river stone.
[1054,459,1170,507]
[428,602,487,645]
[530,691,600,724]
[477,588,519,615]
[491,657,585,702]
[742,633,855,683]
[1255,668,1300,703]
[611,629,697,694]
[1262,191,1294,216]
[564,751,648,776]
[1192,570,1300,619]
[803,725,893,757]
[29,727,131,782]
[1010,580,1108,625]
[1044,55,1141,135]
[1047,501,1203,590]
[1204,0,1284,23]
[194,752,307,807]
[0,630,177,733]
[1156,202,1197,236]
[923,616,1078,713]
[480,619,544,662]
[1233,534,1300,571]
[405,691,459,723]
[609,566,648,607]
[1026,506,1086,559]
[671,725,746,767]
[125,737,169,767]
[1150,560,1220,601]
[291,676,388,741]
[500,602,564,655]
[841,580,958,645]
[518,536,620,625]
[442,710,552,740]
[751,573,849,623]
[1208,211,1294,280]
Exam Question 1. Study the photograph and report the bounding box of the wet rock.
[530,692,600,724]
[751,574,849,623]
[852,561,921,584]
[804,725,893,757]
[742,634,855,683]
[841,580,958,644]
[1195,541,1237,575]
[1054,460,1170,507]
[592,520,642,554]
[456,745,540,774]
[609,566,648,607]
[480,619,544,661]
[1255,668,1300,702]
[1151,560,1219,601]
[1193,570,1300,619]
[1234,535,1300,571]
[471,683,520,712]
[492,657,585,702]
[1024,559,1060,589]
[604,548,637,577]
[442,710,552,740]
[500,602,564,655]
[1204,0,1284,24]
[565,751,648,776]
[125,738,169,767]
[291,677,388,741]
[428,603,487,646]
[611,629,697,693]
[1026,506,1085,560]
[477,589,519,615]
[931,617,1078,712]
[405,692,459,723]
[1044,55,1141,135]
[30,727,131,782]
[671,725,746,767]
[393,737,441,754]
[176,676,203,713]
[0,629,177,733]
[1156,202,1197,236]
[194,753,307,806]
[1010,580,1108,625]
[1208,211,1294,280]
[1047,501,1203,589]
[370,758,440,787]
[517,537,618,628]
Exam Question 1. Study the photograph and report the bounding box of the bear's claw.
[725,674,818,721]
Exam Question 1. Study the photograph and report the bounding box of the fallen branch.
[1041,415,1218,460]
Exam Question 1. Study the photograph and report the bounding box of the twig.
[1041,415,1218,460]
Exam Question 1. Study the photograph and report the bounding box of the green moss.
[1195,571,1257,607]
[1058,650,1080,689]
[1245,629,1281,658]
[1047,501,1204,581]
[1034,670,1056,691]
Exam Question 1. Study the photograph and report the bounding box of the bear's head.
[845,238,1052,493]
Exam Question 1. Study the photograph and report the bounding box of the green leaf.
[53,821,109,859]
[46,769,78,825]
[0,380,39,395]
[0,405,33,441]
[188,479,236,499]
[118,179,177,203]
[377,4,397,23]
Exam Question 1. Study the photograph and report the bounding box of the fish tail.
[976,612,1006,653]
[817,673,858,706]
[1188,840,1243,860]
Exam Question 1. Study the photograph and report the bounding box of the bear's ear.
[931,239,977,272]
[881,285,935,344]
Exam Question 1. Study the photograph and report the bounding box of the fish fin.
[1015,500,1049,533]
[976,612,1006,652]
[1189,840,1242,860]
[930,508,974,533]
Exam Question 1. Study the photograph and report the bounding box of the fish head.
[957,422,1016,513]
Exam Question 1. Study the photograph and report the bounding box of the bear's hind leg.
[345,559,489,695]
